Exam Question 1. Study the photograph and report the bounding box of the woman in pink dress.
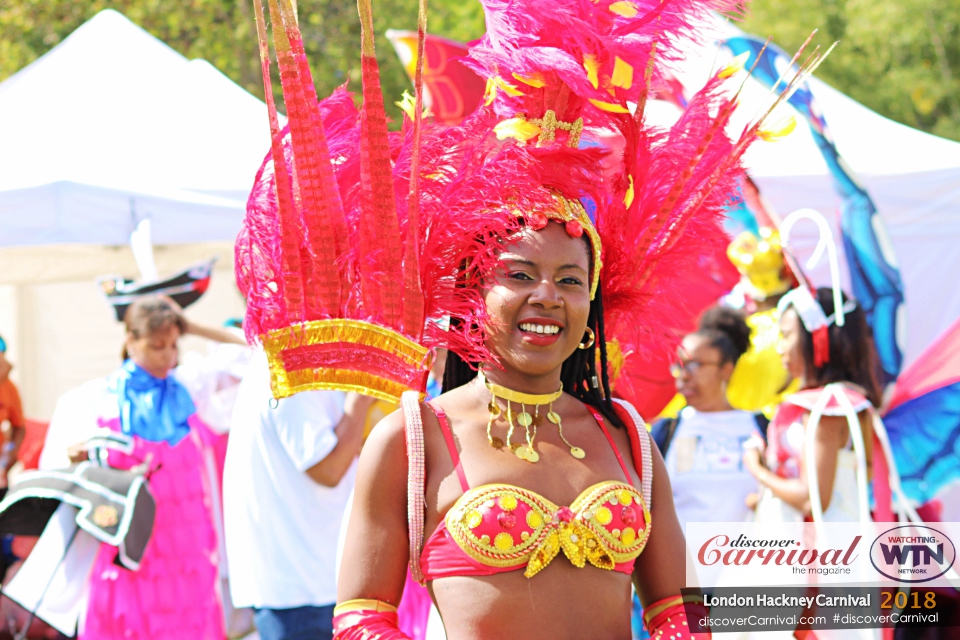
[44,296,226,639]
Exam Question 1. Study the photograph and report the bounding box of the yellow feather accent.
[718,51,751,79]
[395,91,430,120]
[512,72,547,88]
[583,54,600,89]
[397,91,416,119]
[589,98,630,113]
[624,174,635,208]
[484,78,497,106]
[757,115,797,141]
[608,1,639,17]
[493,117,542,142]
[611,56,633,90]
[491,76,523,97]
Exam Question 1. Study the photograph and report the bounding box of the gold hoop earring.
[578,327,595,350]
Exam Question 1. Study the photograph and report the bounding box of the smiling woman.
[235,0,778,634]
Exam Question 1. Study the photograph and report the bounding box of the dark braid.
[442,282,626,429]
[560,287,625,429]
[594,292,622,428]
[442,333,478,391]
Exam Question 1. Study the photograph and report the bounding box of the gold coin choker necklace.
[478,370,585,463]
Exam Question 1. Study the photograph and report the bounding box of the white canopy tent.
[648,20,960,369]
[0,9,271,246]
[0,10,269,418]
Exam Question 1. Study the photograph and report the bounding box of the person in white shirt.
[652,306,765,533]
[223,351,373,640]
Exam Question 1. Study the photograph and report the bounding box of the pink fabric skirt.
[81,419,224,640]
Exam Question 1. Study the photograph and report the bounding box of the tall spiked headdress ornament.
[237,0,832,411]
[238,0,436,401]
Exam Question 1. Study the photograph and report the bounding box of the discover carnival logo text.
[698,534,861,571]
[869,525,956,583]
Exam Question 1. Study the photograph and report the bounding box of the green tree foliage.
[0,0,485,124]
[1,0,957,140]
[741,0,960,141]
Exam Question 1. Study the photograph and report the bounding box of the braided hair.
[442,284,626,429]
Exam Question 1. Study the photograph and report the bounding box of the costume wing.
[882,317,960,505]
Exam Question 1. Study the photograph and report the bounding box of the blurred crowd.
[0,225,955,640]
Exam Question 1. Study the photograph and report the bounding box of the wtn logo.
[871,526,956,583]
[879,539,944,571]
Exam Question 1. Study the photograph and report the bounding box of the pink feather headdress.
[237,0,821,406]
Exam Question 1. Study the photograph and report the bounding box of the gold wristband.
[334,599,398,616]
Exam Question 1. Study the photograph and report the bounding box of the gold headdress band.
[517,193,603,299]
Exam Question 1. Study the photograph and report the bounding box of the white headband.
[778,289,857,331]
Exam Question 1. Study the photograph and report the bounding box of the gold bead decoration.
[618,490,633,506]
[480,534,491,545]
[517,411,533,427]
[612,529,621,538]
[621,527,636,545]
[499,494,518,511]
[595,506,613,525]
[494,532,514,550]
[586,538,597,549]
[525,449,540,463]
[521,531,530,541]
[547,411,561,424]
[465,510,483,529]
[570,447,586,459]
[526,510,543,528]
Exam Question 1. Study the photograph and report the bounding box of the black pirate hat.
[98,258,216,322]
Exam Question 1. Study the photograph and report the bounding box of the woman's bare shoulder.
[358,407,410,491]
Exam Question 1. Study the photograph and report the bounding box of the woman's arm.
[183,321,247,345]
[743,415,848,515]
[633,440,711,637]
[159,294,247,345]
[632,438,688,606]
[337,410,411,606]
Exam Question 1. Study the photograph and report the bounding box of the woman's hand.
[67,441,90,464]
[742,447,765,478]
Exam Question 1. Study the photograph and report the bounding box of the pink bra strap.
[586,406,634,487]
[428,403,470,492]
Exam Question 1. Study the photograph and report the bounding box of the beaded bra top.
[418,404,651,580]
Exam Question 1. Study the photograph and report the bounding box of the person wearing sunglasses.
[651,306,768,533]
[0,335,25,494]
